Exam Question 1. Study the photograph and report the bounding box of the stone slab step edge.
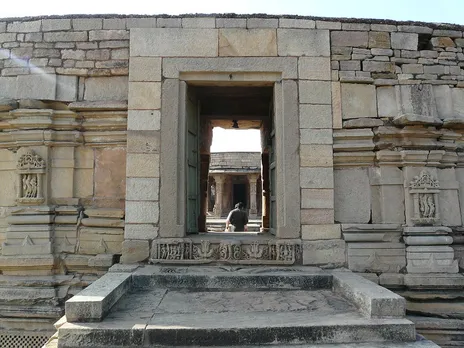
[58,318,416,347]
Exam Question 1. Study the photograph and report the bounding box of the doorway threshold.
[191,231,274,241]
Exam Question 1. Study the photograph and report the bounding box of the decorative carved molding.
[409,170,440,226]
[150,238,300,265]
[16,150,46,205]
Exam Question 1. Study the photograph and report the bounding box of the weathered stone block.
[377,86,397,118]
[103,18,126,30]
[56,75,78,101]
[247,18,278,28]
[396,84,438,119]
[334,168,371,223]
[7,20,41,32]
[343,118,383,128]
[128,82,161,110]
[298,57,330,80]
[218,29,277,56]
[301,224,341,240]
[95,147,126,200]
[300,167,334,189]
[121,240,150,263]
[73,18,103,30]
[301,189,334,209]
[157,18,181,28]
[301,209,334,224]
[215,18,246,28]
[126,17,158,29]
[331,31,368,48]
[84,76,128,101]
[131,28,218,57]
[42,19,71,31]
[125,201,159,224]
[277,29,330,56]
[279,18,315,29]
[300,104,331,128]
[300,145,333,167]
[302,240,345,265]
[65,272,130,322]
[391,32,418,50]
[433,85,453,120]
[451,87,464,118]
[44,31,88,42]
[362,61,395,73]
[16,74,56,100]
[333,271,405,318]
[124,224,158,240]
[89,30,129,41]
[368,31,390,48]
[182,17,216,28]
[300,129,333,144]
[341,83,377,119]
[126,153,159,177]
[126,177,159,201]
[127,110,160,131]
[299,81,331,104]
[127,130,160,154]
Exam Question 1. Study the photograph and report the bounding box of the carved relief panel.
[409,170,440,225]
[16,150,46,205]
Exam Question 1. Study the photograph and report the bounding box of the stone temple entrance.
[185,85,272,233]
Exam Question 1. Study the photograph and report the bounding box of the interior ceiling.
[210,119,262,130]
[194,86,272,129]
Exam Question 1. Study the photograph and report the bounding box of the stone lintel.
[65,272,131,322]
[162,57,297,79]
[332,271,406,318]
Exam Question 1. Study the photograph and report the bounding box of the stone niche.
[16,149,46,205]
[408,170,440,226]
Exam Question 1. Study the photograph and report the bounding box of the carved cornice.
[0,104,128,148]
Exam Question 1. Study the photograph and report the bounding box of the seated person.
[225,202,248,232]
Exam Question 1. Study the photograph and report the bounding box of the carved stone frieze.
[16,150,46,205]
[149,238,300,265]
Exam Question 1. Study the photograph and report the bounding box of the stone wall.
[1,14,464,347]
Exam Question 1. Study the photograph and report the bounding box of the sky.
[2,0,463,152]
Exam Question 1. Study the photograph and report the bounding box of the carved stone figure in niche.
[22,174,38,198]
[409,170,440,225]
[16,150,46,205]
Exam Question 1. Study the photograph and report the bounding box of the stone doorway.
[233,183,247,211]
[188,85,273,233]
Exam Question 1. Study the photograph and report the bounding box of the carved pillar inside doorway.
[213,174,224,217]
[248,173,259,218]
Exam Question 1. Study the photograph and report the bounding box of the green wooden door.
[269,101,276,234]
[186,88,200,234]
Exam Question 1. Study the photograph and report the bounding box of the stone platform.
[55,266,440,348]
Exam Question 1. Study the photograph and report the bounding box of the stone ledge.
[332,271,406,318]
[65,272,131,322]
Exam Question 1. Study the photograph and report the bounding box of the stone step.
[58,312,416,347]
[147,312,415,346]
[167,342,440,348]
[58,267,422,348]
